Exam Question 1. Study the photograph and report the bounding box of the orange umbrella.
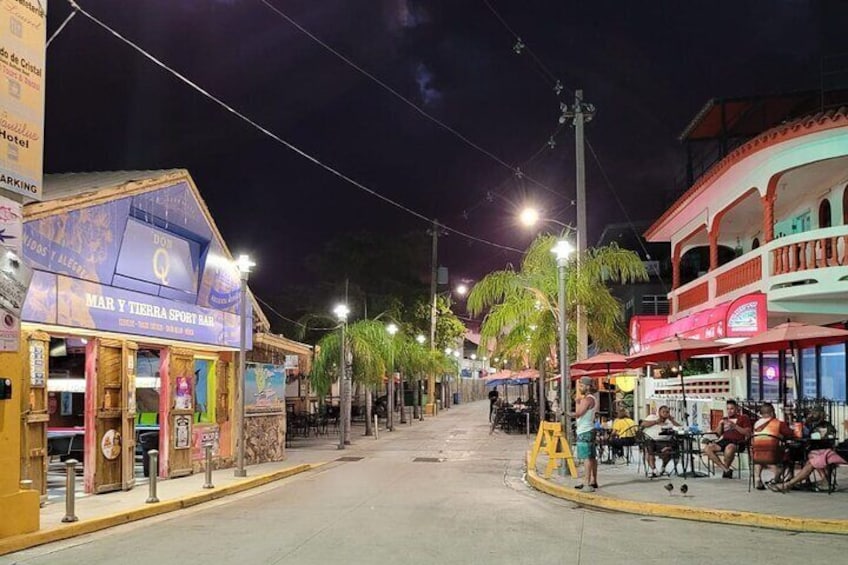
[571,352,628,373]
[723,322,848,397]
[626,336,726,425]
[722,322,848,355]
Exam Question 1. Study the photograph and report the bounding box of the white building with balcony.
[630,93,848,423]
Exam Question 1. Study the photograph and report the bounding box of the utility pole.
[427,219,438,416]
[562,89,595,361]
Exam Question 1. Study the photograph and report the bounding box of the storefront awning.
[630,292,766,353]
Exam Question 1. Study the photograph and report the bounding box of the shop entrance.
[83,339,137,494]
[20,332,51,502]
[163,348,196,478]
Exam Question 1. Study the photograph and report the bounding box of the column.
[762,193,775,243]
[672,244,681,290]
[709,230,719,271]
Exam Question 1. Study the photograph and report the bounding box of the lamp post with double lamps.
[234,254,255,478]
[551,239,575,442]
[334,304,350,449]
[386,323,398,431]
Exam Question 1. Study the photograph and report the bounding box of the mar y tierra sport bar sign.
[21,272,250,349]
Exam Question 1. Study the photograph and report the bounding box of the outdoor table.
[674,430,710,478]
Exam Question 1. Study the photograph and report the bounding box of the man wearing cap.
[573,376,599,492]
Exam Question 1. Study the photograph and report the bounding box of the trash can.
[139,432,160,477]
[453,392,460,405]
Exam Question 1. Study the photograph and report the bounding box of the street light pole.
[387,323,398,431]
[552,240,574,443]
[334,304,349,449]
[234,254,255,478]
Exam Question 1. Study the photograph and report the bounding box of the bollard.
[203,444,214,489]
[62,459,78,523]
[526,412,530,438]
[374,414,379,439]
[146,449,160,503]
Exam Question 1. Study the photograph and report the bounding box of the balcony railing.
[716,255,762,297]
[670,224,848,317]
[772,233,848,275]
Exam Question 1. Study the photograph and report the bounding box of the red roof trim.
[646,106,848,240]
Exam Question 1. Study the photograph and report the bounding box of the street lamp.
[386,323,398,431]
[520,206,573,230]
[234,254,255,478]
[416,334,426,344]
[334,304,350,449]
[455,284,468,296]
[552,239,575,442]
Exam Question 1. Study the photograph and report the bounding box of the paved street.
[5,401,848,565]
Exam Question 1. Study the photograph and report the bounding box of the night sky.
[43,1,840,304]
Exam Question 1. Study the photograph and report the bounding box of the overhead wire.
[256,0,567,203]
[47,5,78,48]
[66,0,523,255]
[483,0,667,288]
[585,138,668,291]
[482,0,572,94]
[254,295,338,331]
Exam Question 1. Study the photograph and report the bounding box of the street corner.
[525,466,848,536]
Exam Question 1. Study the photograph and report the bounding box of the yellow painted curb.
[525,453,848,535]
[0,463,322,556]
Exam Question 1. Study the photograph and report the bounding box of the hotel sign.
[0,0,46,200]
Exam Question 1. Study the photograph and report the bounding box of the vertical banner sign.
[0,0,46,200]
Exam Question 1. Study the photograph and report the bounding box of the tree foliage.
[468,234,647,368]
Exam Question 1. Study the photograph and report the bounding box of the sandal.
[767,481,787,493]
[755,481,766,491]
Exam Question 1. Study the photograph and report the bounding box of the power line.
[482,0,572,95]
[47,6,78,48]
[585,138,668,292]
[67,1,523,255]
[254,295,338,331]
[256,0,567,203]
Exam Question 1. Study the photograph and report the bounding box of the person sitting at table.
[750,402,793,490]
[704,399,752,478]
[804,406,838,438]
[610,408,637,461]
[641,405,680,477]
[769,442,848,492]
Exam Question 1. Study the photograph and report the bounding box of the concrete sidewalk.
[528,444,848,534]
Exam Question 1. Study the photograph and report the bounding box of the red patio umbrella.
[571,352,628,373]
[626,336,726,425]
[722,322,848,398]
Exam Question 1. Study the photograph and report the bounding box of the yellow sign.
[529,422,578,479]
[0,0,46,200]
[617,375,636,392]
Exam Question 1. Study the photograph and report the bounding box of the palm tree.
[312,319,391,442]
[468,234,647,419]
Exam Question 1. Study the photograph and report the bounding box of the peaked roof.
[25,169,270,331]
[646,106,848,241]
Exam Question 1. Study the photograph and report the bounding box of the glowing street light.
[520,207,572,230]
[455,283,468,296]
[416,334,426,345]
[335,303,350,449]
[552,238,575,442]
[234,253,255,478]
[386,323,399,431]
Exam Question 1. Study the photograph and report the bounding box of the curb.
[525,460,848,535]
[0,463,321,556]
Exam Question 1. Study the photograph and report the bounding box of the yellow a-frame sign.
[529,422,578,478]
